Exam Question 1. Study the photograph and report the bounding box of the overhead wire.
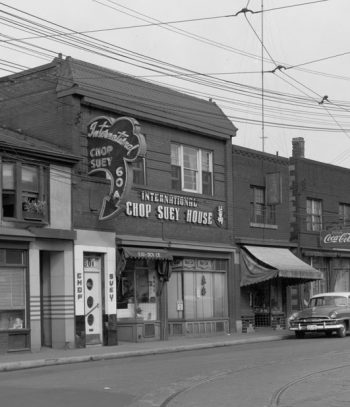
[242,6,350,150]
[0,1,349,136]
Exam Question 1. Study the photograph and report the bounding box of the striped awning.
[241,246,324,287]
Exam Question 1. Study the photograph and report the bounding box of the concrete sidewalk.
[0,329,293,372]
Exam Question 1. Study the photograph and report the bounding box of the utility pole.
[261,0,266,152]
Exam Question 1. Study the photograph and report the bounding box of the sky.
[1,0,350,167]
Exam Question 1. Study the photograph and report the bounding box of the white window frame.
[306,198,323,231]
[339,203,350,227]
[171,144,213,195]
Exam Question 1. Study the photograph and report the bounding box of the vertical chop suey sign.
[87,116,146,220]
[320,228,350,249]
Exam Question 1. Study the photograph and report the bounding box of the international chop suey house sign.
[320,228,350,250]
[127,191,225,227]
[87,116,225,226]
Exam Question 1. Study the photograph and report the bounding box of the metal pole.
[261,0,265,152]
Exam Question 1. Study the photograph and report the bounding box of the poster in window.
[266,173,282,205]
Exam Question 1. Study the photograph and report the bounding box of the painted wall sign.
[320,228,350,249]
[125,190,225,227]
[87,116,146,220]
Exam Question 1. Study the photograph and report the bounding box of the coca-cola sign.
[320,229,350,248]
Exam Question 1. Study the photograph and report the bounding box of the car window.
[310,296,348,307]
[334,297,347,306]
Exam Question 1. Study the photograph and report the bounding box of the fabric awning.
[241,245,324,287]
[122,247,173,261]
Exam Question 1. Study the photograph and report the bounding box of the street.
[2,335,350,407]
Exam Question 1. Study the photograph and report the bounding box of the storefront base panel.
[168,320,229,337]
[0,330,30,354]
[240,314,286,333]
[117,322,161,342]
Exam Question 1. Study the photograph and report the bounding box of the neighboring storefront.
[239,245,323,331]
[0,129,78,353]
[299,228,350,304]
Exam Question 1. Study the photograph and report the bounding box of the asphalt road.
[2,334,350,407]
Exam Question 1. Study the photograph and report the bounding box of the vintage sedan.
[289,292,350,338]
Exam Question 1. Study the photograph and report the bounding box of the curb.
[0,335,289,372]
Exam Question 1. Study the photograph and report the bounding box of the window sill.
[250,222,278,230]
[3,218,48,227]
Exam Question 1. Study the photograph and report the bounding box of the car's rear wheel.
[337,323,346,338]
[295,331,305,339]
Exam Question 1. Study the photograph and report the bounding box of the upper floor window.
[1,161,48,222]
[339,203,350,227]
[250,186,276,225]
[132,157,146,186]
[171,144,213,195]
[306,198,322,231]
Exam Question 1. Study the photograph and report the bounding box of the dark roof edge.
[80,95,236,140]
[0,142,80,165]
[0,60,57,83]
[233,144,289,163]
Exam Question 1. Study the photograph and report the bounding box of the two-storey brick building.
[0,56,238,347]
[232,143,322,331]
[289,138,350,311]
[0,126,78,352]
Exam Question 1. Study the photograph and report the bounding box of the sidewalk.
[0,328,293,372]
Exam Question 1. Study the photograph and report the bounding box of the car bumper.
[289,321,344,332]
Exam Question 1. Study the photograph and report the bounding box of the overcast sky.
[1,0,350,167]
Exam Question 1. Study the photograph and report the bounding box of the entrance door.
[40,251,52,347]
[84,254,102,345]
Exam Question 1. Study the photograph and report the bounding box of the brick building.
[0,126,78,352]
[232,144,322,331]
[0,56,238,348]
[289,137,350,310]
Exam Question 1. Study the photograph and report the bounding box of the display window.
[332,258,350,292]
[168,258,228,320]
[0,249,27,330]
[117,259,158,321]
[308,257,328,296]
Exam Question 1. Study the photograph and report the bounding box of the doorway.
[40,251,52,347]
[83,254,103,345]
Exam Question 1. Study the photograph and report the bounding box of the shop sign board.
[87,116,146,220]
[320,228,350,249]
[125,190,225,227]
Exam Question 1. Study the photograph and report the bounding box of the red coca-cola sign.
[320,229,350,248]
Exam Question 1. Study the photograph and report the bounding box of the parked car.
[289,292,350,338]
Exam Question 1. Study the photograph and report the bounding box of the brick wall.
[232,145,290,241]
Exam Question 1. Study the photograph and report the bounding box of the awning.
[122,247,173,261]
[241,245,324,287]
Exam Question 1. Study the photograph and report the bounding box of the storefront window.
[168,258,227,320]
[0,249,27,330]
[333,258,350,292]
[309,257,327,295]
[117,260,158,321]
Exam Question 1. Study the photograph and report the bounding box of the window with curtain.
[0,249,27,330]
[132,157,146,185]
[171,144,213,195]
[168,258,227,320]
[339,203,350,227]
[250,186,276,225]
[1,161,48,221]
[306,198,323,231]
